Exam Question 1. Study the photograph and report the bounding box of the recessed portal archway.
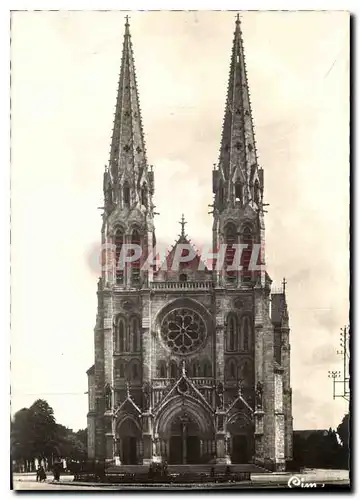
[116,417,141,465]
[154,395,215,464]
[168,413,201,464]
[227,412,254,464]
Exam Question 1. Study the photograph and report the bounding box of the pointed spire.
[218,14,258,195]
[109,16,147,190]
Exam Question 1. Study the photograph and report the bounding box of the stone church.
[87,15,293,471]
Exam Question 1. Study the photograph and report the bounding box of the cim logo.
[288,476,325,488]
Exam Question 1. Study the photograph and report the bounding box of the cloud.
[304,344,340,368]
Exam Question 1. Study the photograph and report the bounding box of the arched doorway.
[116,418,141,465]
[168,413,201,464]
[154,394,215,465]
[227,413,254,464]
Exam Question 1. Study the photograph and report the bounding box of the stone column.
[152,434,161,463]
[254,410,264,465]
[105,433,114,464]
[141,411,154,465]
[182,422,187,465]
[114,438,121,465]
[215,411,231,464]
[214,292,226,383]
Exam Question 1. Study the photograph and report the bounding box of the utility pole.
[328,325,350,402]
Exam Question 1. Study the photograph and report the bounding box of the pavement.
[12,469,351,491]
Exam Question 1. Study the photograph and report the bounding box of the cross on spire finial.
[179,214,187,238]
[282,277,287,294]
[124,15,130,34]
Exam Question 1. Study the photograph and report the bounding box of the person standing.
[52,462,61,482]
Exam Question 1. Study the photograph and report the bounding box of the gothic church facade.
[87,15,293,471]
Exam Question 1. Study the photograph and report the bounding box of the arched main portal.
[168,413,201,464]
[116,417,141,465]
[154,395,215,465]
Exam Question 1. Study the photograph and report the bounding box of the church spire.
[178,214,188,239]
[108,16,149,207]
[215,14,262,210]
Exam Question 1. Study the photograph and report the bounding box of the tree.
[29,399,59,460]
[11,399,88,471]
[11,399,59,470]
[11,408,35,468]
[292,429,343,469]
[337,413,350,469]
[337,414,349,450]
[75,428,87,450]
[56,425,87,461]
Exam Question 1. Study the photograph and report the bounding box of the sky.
[10,10,349,431]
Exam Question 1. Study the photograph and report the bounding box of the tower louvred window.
[130,316,140,352]
[225,224,237,280]
[235,181,243,204]
[131,229,141,284]
[241,226,253,281]
[226,313,238,351]
[115,316,126,353]
[123,182,130,206]
[115,229,124,284]
[242,316,251,351]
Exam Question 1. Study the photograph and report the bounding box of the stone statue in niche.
[142,381,151,410]
[255,381,263,408]
[105,385,112,410]
[216,382,224,409]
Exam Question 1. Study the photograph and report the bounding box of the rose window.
[160,308,206,354]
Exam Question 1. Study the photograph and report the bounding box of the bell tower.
[212,15,265,288]
[102,16,156,289]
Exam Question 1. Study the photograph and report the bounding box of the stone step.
[106,463,269,475]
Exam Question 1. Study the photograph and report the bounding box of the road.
[12,470,350,491]
[13,474,104,491]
